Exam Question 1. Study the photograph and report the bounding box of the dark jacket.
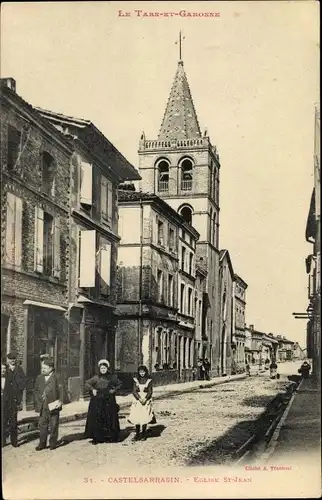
[85,374,122,398]
[4,365,26,406]
[34,372,64,413]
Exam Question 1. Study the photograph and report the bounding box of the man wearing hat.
[3,352,26,447]
[34,357,64,451]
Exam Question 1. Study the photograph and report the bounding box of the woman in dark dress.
[84,359,122,445]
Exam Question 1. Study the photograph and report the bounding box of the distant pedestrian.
[298,361,311,379]
[128,365,156,441]
[197,359,205,380]
[204,358,211,381]
[84,359,122,445]
[2,352,26,448]
[34,358,64,451]
[245,363,251,377]
[270,361,278,379]
[192,366,198,381]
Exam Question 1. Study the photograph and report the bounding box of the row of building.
[304,105,320,383]
[1,60,304,410]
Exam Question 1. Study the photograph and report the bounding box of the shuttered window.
[53,215,61,278]
[34,206,44,273]
[80,161,93,206]
[99,239,111,295]
[5,192,22,267]
[79,230,96,288]
[101,176,113,225]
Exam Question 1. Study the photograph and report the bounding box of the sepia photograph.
[1,1,320,499]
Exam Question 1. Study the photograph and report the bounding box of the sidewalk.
[17,373,246,433]
[264,377,321,463]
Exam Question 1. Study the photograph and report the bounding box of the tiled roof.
[158,61,202,140]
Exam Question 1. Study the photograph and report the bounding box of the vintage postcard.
[1,1,320,499]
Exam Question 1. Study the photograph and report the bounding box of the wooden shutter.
[14,196,22,267]
[53,215,61,278]
[100,241,111,294]
[34,206,44,273]
[80,161,93,206]
[101,177,108,220]
[5,192,16,264]
[79,230,96,287]
[107,181,113,221]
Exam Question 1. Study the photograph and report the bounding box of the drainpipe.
[138,198,144,366]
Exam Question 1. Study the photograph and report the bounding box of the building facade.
[1,78,73,408]
[137,59,222,375]
[218,250,234,375]
[305,105,320,383]
[115,189,204,385]
[231,274,248,373]
[38,109,140,401]
[1,78,139,408]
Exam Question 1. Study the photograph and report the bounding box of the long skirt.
[84,395,120,442]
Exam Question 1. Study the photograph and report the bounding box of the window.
[180,283,185,313]
[188,288,192,315]
[179,205,193,225]
[34,208,61,278]
[80,160,93,207]
[99,238,111,296]
[169,227,175,252]
[5,192,22,267]
[181,246,186,271]
[157,269,163,302]
[212,213,217,247]
[7,125,21,171]
[189,253,193,275]
[79,230,96,288]
[157,219,164,245]
[42,152,55,196]
[101,176,113,225]
[157,160,169,192]
[168,274,174,307]
[180,158,193,191]
[43,213,54,276]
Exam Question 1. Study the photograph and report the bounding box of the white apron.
[128,378,155,425]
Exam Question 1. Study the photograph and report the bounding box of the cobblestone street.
[2,366,299,499]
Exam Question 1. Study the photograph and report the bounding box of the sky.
[1,1,319,347]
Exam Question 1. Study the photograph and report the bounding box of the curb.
[18,374,246,435]
[261,378,303,461]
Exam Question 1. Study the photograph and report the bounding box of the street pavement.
[2,364,301,500]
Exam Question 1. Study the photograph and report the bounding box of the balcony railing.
[158,180,169,192]
[181,179,192,191]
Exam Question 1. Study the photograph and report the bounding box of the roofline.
[233,274,248,289]
[37,107,141,182]
[118,190,200,239]
[219,249,234,276]
[1,83,73,155]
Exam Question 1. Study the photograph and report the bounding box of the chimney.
[2,77,16,92]
[249,324,254,331]
[277,335,282,339]
[282,336,286,340]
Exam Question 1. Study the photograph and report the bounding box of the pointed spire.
[158,61,202,141]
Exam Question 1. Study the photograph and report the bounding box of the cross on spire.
[175,31,185,62]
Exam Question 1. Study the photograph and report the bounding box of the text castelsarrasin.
[118,10,220,18]
[106,477,181,483]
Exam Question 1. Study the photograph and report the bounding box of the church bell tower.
[138,38,222,372]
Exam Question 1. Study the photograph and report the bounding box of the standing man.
[34,358,64,451]
[3,352,26,447]
[204,358,211,381]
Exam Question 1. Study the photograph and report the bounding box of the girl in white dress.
[128,365,156,441]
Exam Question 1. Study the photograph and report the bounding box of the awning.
[77,295,115,309]
[23,300,66,312]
